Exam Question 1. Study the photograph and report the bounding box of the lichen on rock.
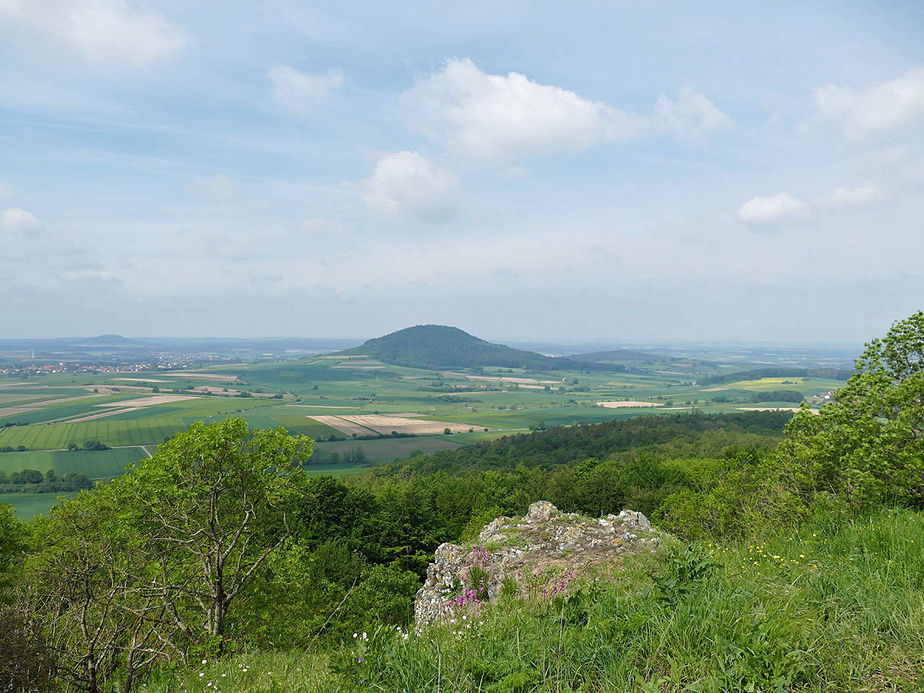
[413,501,664,628]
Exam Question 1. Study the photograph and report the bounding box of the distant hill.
[77,334,136,345]
[571,349,663,363]
[335,325,623,371]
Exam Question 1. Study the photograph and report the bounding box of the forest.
[0,311,921,692]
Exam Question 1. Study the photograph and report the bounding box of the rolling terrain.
[0,327,853,517]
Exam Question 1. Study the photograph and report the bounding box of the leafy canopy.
[780,310,924,508]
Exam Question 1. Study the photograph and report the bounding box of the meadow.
[145,508,924,692]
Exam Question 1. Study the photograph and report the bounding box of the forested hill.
[336,324,625,371]
[382,410,793,474]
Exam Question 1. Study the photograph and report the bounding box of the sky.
[1,1,922,343]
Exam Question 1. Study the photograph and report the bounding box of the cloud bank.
[401,59,730,162]
[0,0,186,68]
[815,68,924,139]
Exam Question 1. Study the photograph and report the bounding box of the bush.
[0,607,56,692]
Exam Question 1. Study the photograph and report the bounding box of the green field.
[0,491,79,519]
[0,447,148,478]
[0,359,849,519]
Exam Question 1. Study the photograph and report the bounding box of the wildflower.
[353,632,358,638]
[199,673,204,678]
[202,660,207,665]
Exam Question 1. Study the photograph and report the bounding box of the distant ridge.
[335,325,624,371]
[571,349,663,363]
[78,334,135,345]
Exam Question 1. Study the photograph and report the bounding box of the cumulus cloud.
[824,183,884,208]
[737,193,809,226]
[401,58,639,161]
[363,151,460,222]
[189,174,234,201]
[653,86,734,140]
[400,59,730,162]
[0,0,186,68]
[1,207,41,233]
[815,68,924,138]
[268,65,343,116]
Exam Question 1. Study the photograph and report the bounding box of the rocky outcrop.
[414,501,664,627]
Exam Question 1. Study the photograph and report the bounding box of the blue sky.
[1,1,922,342]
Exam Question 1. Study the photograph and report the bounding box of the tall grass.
[145,508,924,692]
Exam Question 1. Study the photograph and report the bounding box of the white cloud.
[815,68,924,138]
[363,151,460,222]
[653,86,733,140]
[737,193,809,226]
[1,207,40,233]
[0,0,186,68]
[824,183,884,208]
[401,58,643,161]
[400,59,730,162]
[267,65,343,116]
[189,174,234,201]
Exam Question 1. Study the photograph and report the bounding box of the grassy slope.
[147,508,924,692]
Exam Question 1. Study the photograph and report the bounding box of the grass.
[141,507,924,692]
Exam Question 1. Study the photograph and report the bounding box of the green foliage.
[651,542,717,605]
[0,606,56,692]
[0,503,25,599]
[778,310,924,509]
[391,411,791,474]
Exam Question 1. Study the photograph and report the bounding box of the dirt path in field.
[165,372,240,381]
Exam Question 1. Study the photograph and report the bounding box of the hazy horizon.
[2,2,922,341]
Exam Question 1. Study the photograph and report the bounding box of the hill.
[571,348,663,363]
[335,324,619,371]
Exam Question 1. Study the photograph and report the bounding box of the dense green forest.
[0,312,922,692]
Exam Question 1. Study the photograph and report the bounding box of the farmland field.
[0,491,79,519]
[0,347,852,518]
[0,447,148,478]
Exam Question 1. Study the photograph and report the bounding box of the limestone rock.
[413,501,664,628]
